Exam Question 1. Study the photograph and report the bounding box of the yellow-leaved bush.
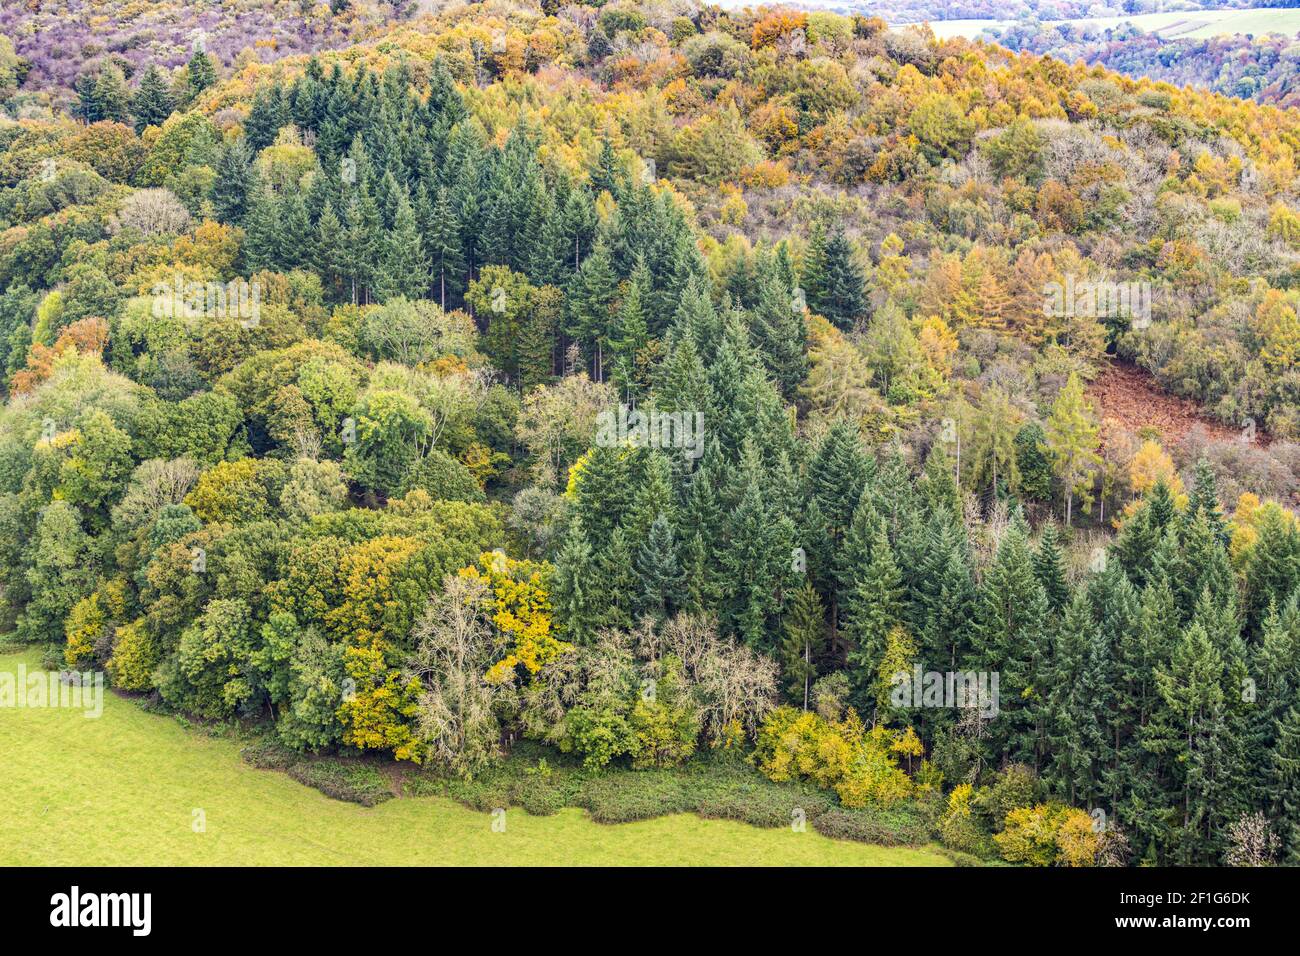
[993,802,1099,866]
[753,706,913,808]
[106,619,159,692]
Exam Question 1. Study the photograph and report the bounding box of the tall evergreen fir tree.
[844,521,904,708]
[572,445,630,545]
[423,186,465,309]
[670,274,723,361]
[517,286,559,392]
[589,136,623,198]
[595,527,640,631]
[1033,523,1070,614]
[720,479,782,650]
[610,262,650,398]
[551,518,598,644]
[241,179,282,273]
[807,226,867,330]
[130,66,174,133]
[780,582,827,710]
[185,49,218,103]
[1147,619,1232,862]
[375,189,430,302]
[566,238,619,380]
[1269,704,1300,862]
[341,183,382,304]
[801,225,828,318]
[276,191,313,271]
[78,63,131,125]
[808,421,870,545]
[313,199,348,298]
[750,274,808,399]
[1188,457,1229,546]
[1046,593,1111,805]
[637,513,684,619]
[919,517,976,673]
[244,85,288,152]
[211,141,254,224]
[625,452,674,549]
[973,522,1052,765]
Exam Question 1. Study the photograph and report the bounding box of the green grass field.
[927,8,1300,41]
[0,650,950,866]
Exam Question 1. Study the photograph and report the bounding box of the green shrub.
[813,805,931,846]
[400,448,484,504]
[241,738,300,771]
[576,771,692,823]
[241,740,392,806]
[286,760,392,807]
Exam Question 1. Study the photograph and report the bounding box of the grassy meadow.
[0,650,951,866]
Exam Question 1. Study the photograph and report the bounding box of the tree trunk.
[803,640,810,712]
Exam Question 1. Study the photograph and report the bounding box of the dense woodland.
[0,0,1299,867]
[986,20,1300,109]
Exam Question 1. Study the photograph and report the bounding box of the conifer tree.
[589,136,623,198]
[79,63,131,125]
[801,225,828,319]
[1046,592,1111,804]
[1188,457,1228,546]
[185,49,218,103]
[968,384,1022,504]
[596,527,640,631]
[625,452,675,548]
[655,333,712,415]
[671,274,723,361]
[720,479,782,650]
[313,199,348,298]
[836,490,877,612]
[780,582,827,710]
[974,522,1052,764]
[919,517,976,672]
[750,274,808,398]
[1147,619,1231,860]
[551,519,598,644]
[1034,523,1070,614]
[573,445,630,546]
[517,286,560,393]
[1168,511,1235,621]
[130,66,174,133]
[1014,422,1053,503]
[1269,704,1300,862]
[241,179,281,273]
[844,521,904,703]
[244,85,287,152]
[808,421,870,544]
[815,226,868,330]
[423,186,465,309]
[1113,486,1173,589]
[276,191,313,271]
[610,263,650,397]
[211,140,254,224]
[341,184,382,304]
[1242,505,1300,633]
[918,443,961,519]
[375,189,430,302]
[681,529,724,616]
[566,238,619,380]
[637,513,684,619]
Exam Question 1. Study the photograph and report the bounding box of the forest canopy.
[0,0,1298,868]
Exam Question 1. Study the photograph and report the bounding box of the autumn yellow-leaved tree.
[460,551,572,685]
[1046,372,1101,525]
